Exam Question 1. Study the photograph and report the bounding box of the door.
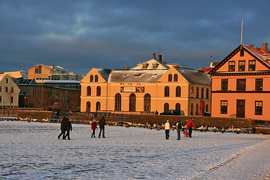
[237,100,245,118]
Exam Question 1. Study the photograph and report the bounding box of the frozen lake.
[1,121,269,179]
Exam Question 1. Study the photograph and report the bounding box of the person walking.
[91,119,98,138]
[176,119,182,140]
[65,117,72,140]
[186,118,196,138]
[58,117,67,140]
[98,116,106,138]
[164,120,170,140]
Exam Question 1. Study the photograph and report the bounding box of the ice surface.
[0,121,269,180]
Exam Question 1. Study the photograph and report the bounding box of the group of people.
[164,118,196,140]
[58,116,196,140]
[58,117,72,140]
[91,116,106,138]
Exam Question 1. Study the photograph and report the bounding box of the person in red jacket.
[186,118,196,138]
[91,119,98,138]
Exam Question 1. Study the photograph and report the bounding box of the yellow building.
[0,74,20,108]
[80,54,211,116]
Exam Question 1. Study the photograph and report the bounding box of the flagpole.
[241,18,243,45]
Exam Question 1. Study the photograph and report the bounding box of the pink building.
[209,43,270,121]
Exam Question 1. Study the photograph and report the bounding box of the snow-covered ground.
[0,121,269,180]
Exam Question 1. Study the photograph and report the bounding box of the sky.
[1,0,270,76]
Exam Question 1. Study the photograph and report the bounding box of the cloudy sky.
[1,0,270,76]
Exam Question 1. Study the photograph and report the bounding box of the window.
[129,93,136,112]
[240,49,244,56]
[164,103,169,112]
[11,87,14,93]
[35,68,39,73]
[190,103,193,115]
[86,102,91,112]
[168,74,172,82]
[196,87,199,98]
[249,60,255,71]
[96,86,101,96]
[239,61,245,71]
[237,79,246,91]
[115,93,121,111]
[0,96,2,102]
[255,101,262,115]
[255,79,263,91]
[206,88,209,99]
[174,74,178,82]
[201,88,204,99]
[10,96,14,103]
[90,75,93,82]
[196,104,198,115]
[144,94,151,112]
[0,86,2,92]
[152,63,158,69]
[6,78,9,83]
[96,102,100,111]
[221,79,228,91]
[176,86,181,97]
[95,75,98,82]
[190,86,194,98]
[87,86,91,96]
[164,86,169,97]
[176,103,180,111]
[206,104,209,112]
[142,63,148,69]
[229,61,235,72]
[5,87,8,92]
[221,100,227,114]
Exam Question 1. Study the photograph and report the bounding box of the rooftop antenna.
[241,18,243,45]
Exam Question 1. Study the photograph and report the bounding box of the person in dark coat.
[58,117,67,140]
[98,116,106,138]
[176,119,182,140]
[91,119,98,138]
[65,117,72,140]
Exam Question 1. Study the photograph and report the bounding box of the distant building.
[209,43,270,121]
[3,70,27,79]
[27,64,83,84]
[0,74,20,108]
[80,54,211,116]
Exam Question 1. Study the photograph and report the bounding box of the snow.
[1,121,269,180]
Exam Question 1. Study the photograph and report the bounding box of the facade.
[0,74,20,108]
[80,55,211,115]
[27,64,83,84]
[209,43,270,121]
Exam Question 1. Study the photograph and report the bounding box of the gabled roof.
[108,69,168,83]
[95,68,111,81]
[175,67,211,85]
[209,44,270,74]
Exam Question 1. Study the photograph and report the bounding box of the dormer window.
[152,63,158,69]
[142,63,148,69]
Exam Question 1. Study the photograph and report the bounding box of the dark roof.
[108,69,168,83]
[198,67,214,74]
[13,79,36,85]
[95,68,111,81]
[175,67,211,85]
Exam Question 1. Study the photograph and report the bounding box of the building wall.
[80,68,211,116]
[0,74,20,108]
[211,46,270,121]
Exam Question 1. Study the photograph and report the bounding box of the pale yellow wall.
[0,75,20,107]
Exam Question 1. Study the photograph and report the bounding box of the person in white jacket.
[164,120,170,139]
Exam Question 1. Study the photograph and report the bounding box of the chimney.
[263,43,268,54]
[249,44,254,47]
[125,66,129,70]
[153,53,156,60]
[159,55,162,62]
